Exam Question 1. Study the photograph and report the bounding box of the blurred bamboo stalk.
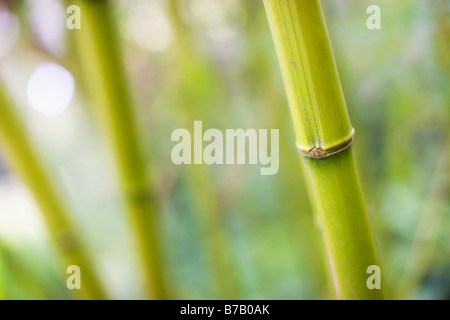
[1,242,55,299]
[167,0,242,299]
[264,0,384,299]
[189,166,242,299]
[72,0,167,299]
[394,139,450,299]
[0,80,106,300]
[0,246,4,300]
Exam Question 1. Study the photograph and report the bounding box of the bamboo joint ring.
[296,135,354,159]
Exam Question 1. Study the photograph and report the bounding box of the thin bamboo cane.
[264,0,384,299]
[167,0,242,299]
[71,0,167,299]
[394,138,450,299]
[0,81,106,300]
[0,246,4,300]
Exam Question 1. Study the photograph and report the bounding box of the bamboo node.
[296,135,354,159]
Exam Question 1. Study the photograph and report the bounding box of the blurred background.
[0,0,448,299]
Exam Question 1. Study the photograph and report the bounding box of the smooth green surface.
[0,82,106,300]
[302,148,383,299]
[0,247,3,300]
[73,0,167,299]
[264,0,384,299]
[264,0,353,152]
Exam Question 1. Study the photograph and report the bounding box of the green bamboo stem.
[264,0,384,299]
[188,166,241,299]
[168,0,241,299]
[0,81,106,300]
[72,0,167,299]
[0,246,4,300]
[1,242,56,299]
[394,138,450,299]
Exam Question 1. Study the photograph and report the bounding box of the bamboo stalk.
[1,242,56,299]
[0,246,4,300]
[167,0,242,299]
[394,138,450,299]
[72,0,167,299]
[0,81,106,300]
[264,0,384,299]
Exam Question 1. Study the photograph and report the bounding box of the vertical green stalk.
[394,138,450,299]
[0,246,4,300]
[167,0,241,299]
[0,81,106,300]
[72,0,167,299]
[264,0,384,299]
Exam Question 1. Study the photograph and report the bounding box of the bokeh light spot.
[26,63,75,116]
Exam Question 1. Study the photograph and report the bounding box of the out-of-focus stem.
[0,81,106,300]
[167,0,241,299]
[72,0,167,299]
[0,246,4,300]
[394,138,450,299]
